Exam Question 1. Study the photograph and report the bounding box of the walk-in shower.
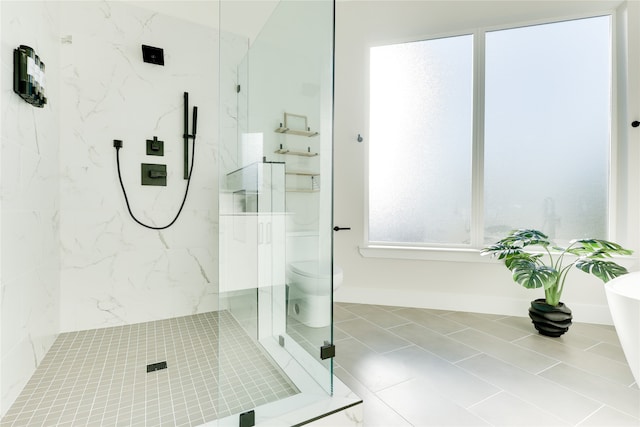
[0,0,360,426]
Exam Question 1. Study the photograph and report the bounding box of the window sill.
[358,245,491,263]
[359,244,638,267]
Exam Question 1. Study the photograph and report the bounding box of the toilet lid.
[289,261,343,279]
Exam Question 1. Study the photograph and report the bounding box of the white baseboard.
[334,286,614,325]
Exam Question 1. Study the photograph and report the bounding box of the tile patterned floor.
[4,303,638,426]
[331,303,640,427]
[0,311,298,427]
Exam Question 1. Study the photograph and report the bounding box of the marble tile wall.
[0,1,61,416]
[0,0,260,417]
[58,1,221,332]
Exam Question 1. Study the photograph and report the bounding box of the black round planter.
[528,299,573,337]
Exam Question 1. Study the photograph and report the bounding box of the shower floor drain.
[147,361,168,372]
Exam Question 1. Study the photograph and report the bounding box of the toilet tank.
[286,231,318,264]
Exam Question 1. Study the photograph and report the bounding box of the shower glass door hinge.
[239,410,255,427]
[278,335,285,347]
[320,341,335,360]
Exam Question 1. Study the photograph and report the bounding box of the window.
[368,15,612,249]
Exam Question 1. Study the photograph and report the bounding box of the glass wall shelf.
[286,171,320,192]
[274,127,319,137]
[275,112,319,136]
[286,170,319,176]
[274,147,318,156]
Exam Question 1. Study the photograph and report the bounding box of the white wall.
[58,1,219,331]
[0,1,61,416]
[333,0,640,324]
[0,0,269,416]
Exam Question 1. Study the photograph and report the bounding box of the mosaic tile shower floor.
[0,311,298,427]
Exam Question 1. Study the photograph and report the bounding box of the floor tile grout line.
[467,348,638,421]
[445,326,564,369]
[575,403,608,426]
[333,362,415,427]
[183,314,206,424]
[452,352,484,365]
[174,320,187,423]
[144,320,150,426]
[191,314,215,421]
[102,324,125,425]
[465,389,503,410]
[533,370,635,418]
[24,331,82,422]
[536,360,640,415]
[162,316,178,425]
[32,331,82,424]
[509,335,635,386]
[62,329,89,424]
[534,360,563,376]
[467,389,573,426]
[124,322,138,426]
[582,339,606,352]
[59,328,100,425]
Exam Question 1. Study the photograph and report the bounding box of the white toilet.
[286,231,343,327]
[287,261,343,327]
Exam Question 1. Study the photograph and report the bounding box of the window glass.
[368,15,612,248]
[484,16,611,243]
[369,35,474,244]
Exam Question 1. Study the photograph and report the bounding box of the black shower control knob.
[333,226,351,231]
[632,121,640,128]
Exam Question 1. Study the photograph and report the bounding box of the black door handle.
[333,226,351,231]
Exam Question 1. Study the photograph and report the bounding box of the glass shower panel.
[242,0,335,394]
[219,0,335,423]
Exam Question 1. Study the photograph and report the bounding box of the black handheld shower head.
[192,106,198,138]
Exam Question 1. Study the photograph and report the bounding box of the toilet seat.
[289,261,343,282]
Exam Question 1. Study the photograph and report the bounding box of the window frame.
[361,11,621,262]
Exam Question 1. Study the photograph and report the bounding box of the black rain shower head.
[142,45,164,66]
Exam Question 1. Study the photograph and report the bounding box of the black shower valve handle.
[632,120,640,128]
[148,170,167,179]
[333,226,351,231]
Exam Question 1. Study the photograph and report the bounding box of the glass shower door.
[219,1,335,421]
[240,0,335,394]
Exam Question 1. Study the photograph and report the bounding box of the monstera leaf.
[566,239,633,258]
[575,258,629,283]
[489,229,551,251]
[482,229,632,307]
[508,258,559,290]
[481,242,523,260]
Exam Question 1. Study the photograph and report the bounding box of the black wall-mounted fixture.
[113,92,198,230]
[320,341,336,360]
[146,361,167,373]
[183,92,198,179]
[141,163,167,186]
[142,44,164,66]
[146,136,164,156]
[13,45,47,107]
[239,410,255,427]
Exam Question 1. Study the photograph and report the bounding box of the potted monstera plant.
[481,229,632,337]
